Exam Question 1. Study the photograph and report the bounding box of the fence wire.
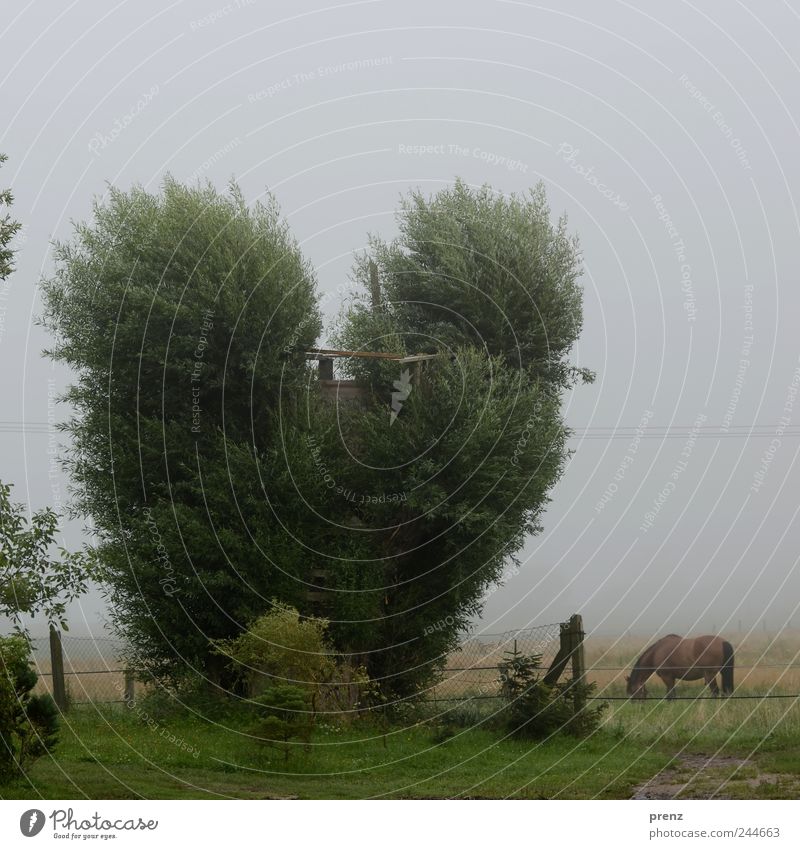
[28,634,133,705]
[29,626,567,706]
[431,622,564,701]
[31,625,800,706]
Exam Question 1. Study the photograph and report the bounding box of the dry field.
[27,634,141,704]
[27,629,800,711]
[434,629,800,703]
[433,630,800,752]
[586,630,800,696]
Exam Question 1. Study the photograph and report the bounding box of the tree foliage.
[214,603,369,713]
[214,603,336,694]
[0,481,92,633]
[318,181,590,696]
[41,179,322,679]
[251,685,314,762]
[0,635,60,782]
[42,177,589,699]
[336,180,590,387]
[0,153,20,281]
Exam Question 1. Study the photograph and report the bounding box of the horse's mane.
[632,634,682,675]
[632,646,653,675]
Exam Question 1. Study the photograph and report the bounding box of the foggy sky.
[2,0,799,641]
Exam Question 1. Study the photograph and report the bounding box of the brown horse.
[626,634,734,700]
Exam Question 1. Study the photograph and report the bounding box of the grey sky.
[2,0,799,640]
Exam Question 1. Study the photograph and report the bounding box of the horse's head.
[625,674,647,700]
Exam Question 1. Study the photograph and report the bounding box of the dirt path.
[634,754,797,799]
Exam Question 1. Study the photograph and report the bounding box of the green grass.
[1,703,668,800]
[609,703,800,748]
[3,690,800,800]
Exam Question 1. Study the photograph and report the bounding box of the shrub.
[0,636,59,782]
[252,685,314,762]
[213,603,369,715]
[497,647,606,739]
[498,647,543,701]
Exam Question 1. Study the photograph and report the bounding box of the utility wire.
[7,421,800,440]
[428,693,800,702]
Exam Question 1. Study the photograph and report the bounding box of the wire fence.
[28,633,135,705]
[431,622,564,701]
[28,625,568,707]
[27,625,800,707]
[434,625,800,704]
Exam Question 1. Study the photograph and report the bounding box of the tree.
[42,177,588,699]
[0,485,75,782]
[41,179,322,681]
[0,153,20,281]
[0,481,92,633]
[336,180,590,388]
[306,348,571,696]
[317,181,591,696]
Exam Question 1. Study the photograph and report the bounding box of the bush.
[213,603,370,716]
[251,685,315,762]
[498,647,543,701]
[0,636,59,782]
[497,647,606,740]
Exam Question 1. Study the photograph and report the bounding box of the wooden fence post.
[568,613,586,710]
[124,669,136,705]
[49,626,68,713]
[543,613,586,690]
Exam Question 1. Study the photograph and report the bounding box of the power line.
[428,693,800,702]
[591,694,800,701]
[445,663,800,672]
[5,421,800,440]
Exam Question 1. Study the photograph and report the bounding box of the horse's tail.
[721,640,734,695]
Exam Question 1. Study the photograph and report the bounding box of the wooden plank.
[307,347,440,362]
[317,381,368,402]
[570,613,585,683]
[306,348,404,360]
[542,614,587,701]
[397,353,440,363]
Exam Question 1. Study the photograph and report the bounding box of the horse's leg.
[659,673,676,700]
[706,673,719,697]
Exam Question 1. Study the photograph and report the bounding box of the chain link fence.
[28,633,133,705]
[27,621,570,707]
[431,622,565,701]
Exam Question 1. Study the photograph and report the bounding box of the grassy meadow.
[5,630,800,800]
